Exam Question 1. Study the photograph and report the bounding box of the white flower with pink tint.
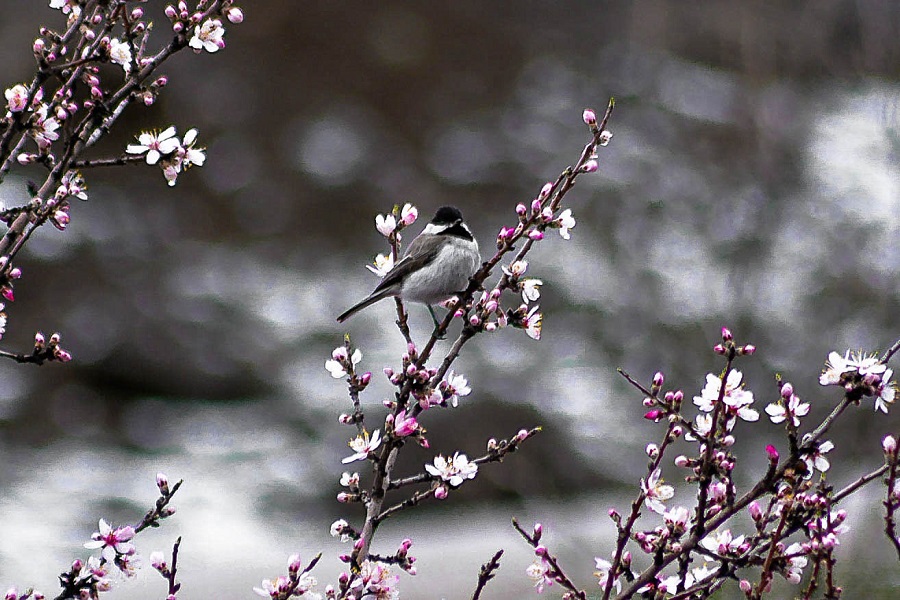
[400,203,418,226]
[524,306,542,340]
[802,439,834,475]
[5,84,28,113]
[443,370,471,407]
[325,346,361,378]
[375,213,397,237]
[331,518,351,542]
[342,429,381,464]
[876,369,896,413]
[527,559,554,593]
[189,18,226,53]
[349,561,399,599]
[127,127,179,165]
[700,528,745,556]
[765,392,809,427]
[366,252,394,278]
[425,452,477,487]
[556,208,576,239]
[694,370,758,426]
[31,106,59,149]
[641,468,674,514]
[783,542,808,584]
[819,350,855,386]
[108,38,132,73]
[178,128,206,168]
[84,518,136,563]
[594,557,621,593]
[521,278,542,302]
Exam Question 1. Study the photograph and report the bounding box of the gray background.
[1,2,900,598]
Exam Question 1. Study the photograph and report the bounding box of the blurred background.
[1,1,900,597]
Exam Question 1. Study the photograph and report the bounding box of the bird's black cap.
[432,206,463,225]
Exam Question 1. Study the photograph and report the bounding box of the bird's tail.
[336,289,395,323]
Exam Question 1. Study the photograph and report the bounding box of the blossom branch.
[343,100,616,576]
[513,518,587,599]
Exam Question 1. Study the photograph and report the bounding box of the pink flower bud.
[748,501,762,521]
[1,288,13,302]
[645,443,659,458]
[539,182,553,200]
[131,7,144,19]
[674,455,689,467]
[528,229,544,241]
[582,108,597,125]
[516,429,529,441]
[739,344,756,355]
[739,579,752,593]
[644,409,663,421]
[653,371,664,387]
[34,332,45,346]
[337,492,351,503]
[721,327,733,341]
[226,7,244,24]
[287,553,303,573]
[156,472,169,494]
[580,159,598,173]
[780,382,794,399]
[338,553,351,563]
[534,545,548,557]
[516,203,527,216]
[434,485,448,500]
[765,444,779,462]
[531,198,542,213]
[884,435,897,455]
[713,343,726,355]
[173,21,184,33]
[598,130,614,146]
[359,371,372,385]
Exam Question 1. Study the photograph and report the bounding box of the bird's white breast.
[401,237,480,304]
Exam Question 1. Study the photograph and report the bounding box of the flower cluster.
[253,554,321,600]
[819,349,896,412]
[512,327,890,599]
[126,126,206,187]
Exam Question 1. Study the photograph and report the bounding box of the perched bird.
[337,206,481,325]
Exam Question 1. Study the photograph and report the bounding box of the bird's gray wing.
[371,235,441,294]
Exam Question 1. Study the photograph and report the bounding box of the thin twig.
[471,550,504,600]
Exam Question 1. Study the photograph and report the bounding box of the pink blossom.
[84,519,136,563]
[5,84,28,112]
[392,409,418,437]
[189,18,226,53]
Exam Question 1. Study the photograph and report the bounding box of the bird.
[337,205,481,326]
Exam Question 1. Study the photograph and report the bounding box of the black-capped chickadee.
[337,206,481,324]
